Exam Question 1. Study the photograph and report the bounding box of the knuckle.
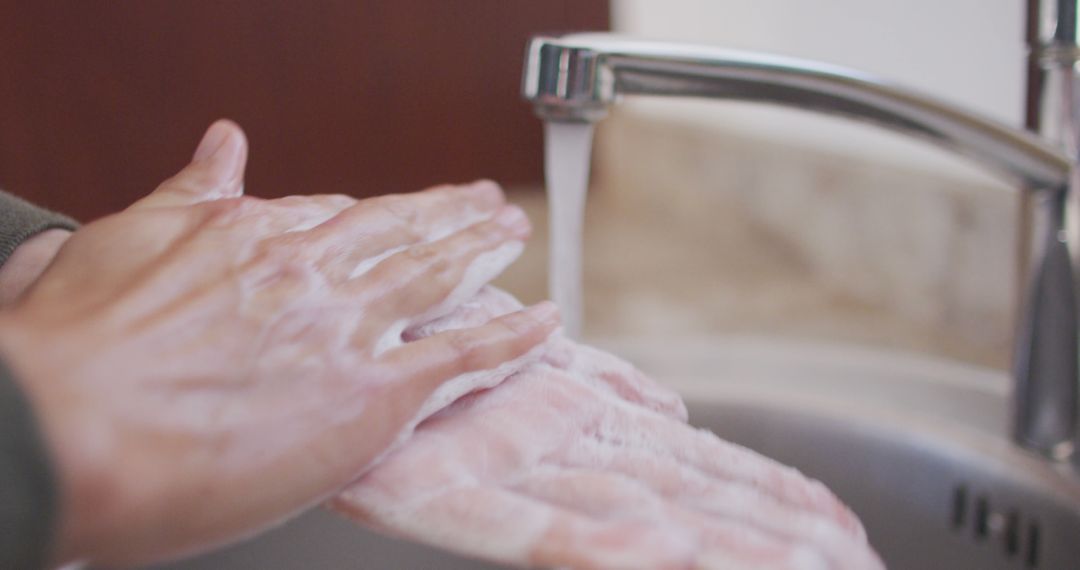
[396,245,455,282]
[278,258,314,280]
[403,243,440,264]
[272,194,353,213]
[246,243,282,271]
[426,255,454,278]
[269,195,308,209]
[161,170,227,199]
[498,311,538,336]
[247,239,312,276]
[318,194,358,208]
[259,233,308,259]
[377,195,419,225]
[420,183,455,195]
[467,219,507,246]
[350,202,422,243]
[245,247,314,287]
[154,174,187,195]
[445,331,483,370]
[203,196,262,225]
[396,223,424,243]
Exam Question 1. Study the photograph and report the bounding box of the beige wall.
[580,1,1027,367]
[610,0,1025,183]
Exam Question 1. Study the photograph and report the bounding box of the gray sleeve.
[0,190,78,267]
[0,190,74,568]
[0,356,58,570]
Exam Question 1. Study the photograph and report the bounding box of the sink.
[156,337,1080,570]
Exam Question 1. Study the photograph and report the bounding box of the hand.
[335,289,882,570]
[0,121,559,567]
[0,228,71,306]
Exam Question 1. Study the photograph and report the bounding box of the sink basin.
[157,338,1080,570]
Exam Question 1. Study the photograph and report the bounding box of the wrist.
[0,315,115,566]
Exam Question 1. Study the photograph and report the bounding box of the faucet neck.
[524,34,1070,190]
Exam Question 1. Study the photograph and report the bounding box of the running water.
[543,121,595,340]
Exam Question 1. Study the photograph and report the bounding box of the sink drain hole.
[974,495,989,539]
[1025,521,1040,568]
[951,485,1042,566]
[1004,509,1020,557]
[951,485,967,529]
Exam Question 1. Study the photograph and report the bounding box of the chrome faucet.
[522,3,1080,462]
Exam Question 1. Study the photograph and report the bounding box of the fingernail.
[494,205,528,230]
[193,121,246,186]
[461,179,503,203]
[467,179,501,194]
[193,121,233,162]
[528,301,561,325]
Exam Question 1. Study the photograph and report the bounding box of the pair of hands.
[0,121,559,566]
[2,121,882,570]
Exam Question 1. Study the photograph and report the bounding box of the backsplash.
[499,109,1018,370]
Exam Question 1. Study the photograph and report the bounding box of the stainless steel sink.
[156,338,1080,570]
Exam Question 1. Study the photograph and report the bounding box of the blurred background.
[0,1,1027,369]
[0,1,609,218]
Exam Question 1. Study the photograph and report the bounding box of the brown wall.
[0,2,608,221]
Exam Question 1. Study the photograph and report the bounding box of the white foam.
[348,245,408,279]
[413,241,524,324]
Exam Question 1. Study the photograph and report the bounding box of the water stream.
[543,121,595,340]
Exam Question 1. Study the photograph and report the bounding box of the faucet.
[521,3,1080,462]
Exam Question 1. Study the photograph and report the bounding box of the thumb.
[129,119,248,210]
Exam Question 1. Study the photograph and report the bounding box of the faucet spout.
[524,34,1069,189]
[522,33,1079,460]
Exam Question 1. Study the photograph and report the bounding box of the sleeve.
[0,191,73,568]
[0,190,78,267]
[0,356,58,570]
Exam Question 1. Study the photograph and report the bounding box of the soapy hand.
[0,121,559,567]
[335,288,884,570]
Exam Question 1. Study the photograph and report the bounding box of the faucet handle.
[1012,188,1079,459]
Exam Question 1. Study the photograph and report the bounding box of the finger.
[334,485,697,570]
[321,304,557,471]
[544,337,689,421]
[513,366,859,534]
[668,426,862,535]
[682,508,839,570]
[376,301,559,406]
[260,194,359,232]
[553,441,877,568]
[510,468,822,570]
[559,397,863,536]
[291,181,507,283]
[219,194,359,241]
[353,204,530,330]
[520,491,697,570]
[402,286,525,342]
[129,119,248,210]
